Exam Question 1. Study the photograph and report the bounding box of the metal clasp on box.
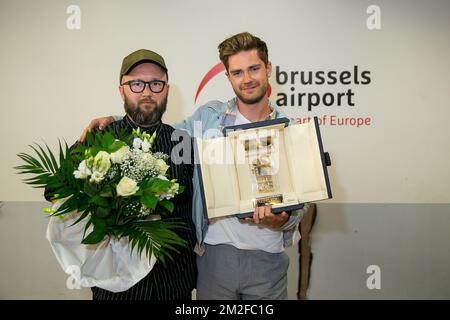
[253,194,284,207]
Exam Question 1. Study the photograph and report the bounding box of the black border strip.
[314,116,332,199]
[222,117,290,136]
[236,203,306,219]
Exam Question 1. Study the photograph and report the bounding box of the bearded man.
[89,49,197,300]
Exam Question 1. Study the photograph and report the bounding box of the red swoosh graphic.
[195,62,225,102]
[194,62,272,102]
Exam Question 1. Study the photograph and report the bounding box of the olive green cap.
[120,49,167,82]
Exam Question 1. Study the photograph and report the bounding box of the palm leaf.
[124,219,187,266]
[28,144,53,173]
[69,208,91,228]
[45,143,59,173]
[15,140,82,202]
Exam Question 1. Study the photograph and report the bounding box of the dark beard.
[235,81,268,105]
[124,95,167,126]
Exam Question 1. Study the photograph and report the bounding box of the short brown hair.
[218,32,269,71]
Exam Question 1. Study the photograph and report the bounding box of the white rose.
[110,146,130,164]
[156,159,169,175]
[141,139,151,152]
[116,176,139,197]
[93,151,111,174]
[133,138,142,150]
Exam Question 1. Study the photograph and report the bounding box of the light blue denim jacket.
[173,98,308,254]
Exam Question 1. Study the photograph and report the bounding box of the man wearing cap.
[80,33,307,300]
[88,49,197,300]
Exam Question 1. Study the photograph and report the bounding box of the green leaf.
[84,182,99,197]
[69,208,91,227]
[99,185,113,197]
[91,215,107,229]
[124,219,187,266]
[71,143,86,155]
[107,140,126,153]
[45,144,59,173]
[91,195,109,207]
[82,219,92,240]
[16,138,83,202]
[85,131,95,146]
[96,206,110,218]
[28,145,52,173]
[105,215,116,226]
[141,194,158,210]
[159,200,174,213]
[82,226,106,244]
[52,196,77,216]
[143,178,172,193]
[16,152,41,168]
[89,146,101,157]
[102,132,115,149]
[35,143,57,173]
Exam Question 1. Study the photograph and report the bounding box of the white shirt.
[203,108,284,253]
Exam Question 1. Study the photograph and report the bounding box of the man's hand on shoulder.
[79,116,115,142]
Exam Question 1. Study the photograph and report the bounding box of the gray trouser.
[196,243,289,300]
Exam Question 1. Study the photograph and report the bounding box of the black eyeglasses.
[121,79,166,93]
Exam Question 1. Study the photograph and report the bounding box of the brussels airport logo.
[195,63,374,128]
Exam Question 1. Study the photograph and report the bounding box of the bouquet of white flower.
[16,127,186,265]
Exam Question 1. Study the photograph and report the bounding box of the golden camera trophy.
[243,134,284,208]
